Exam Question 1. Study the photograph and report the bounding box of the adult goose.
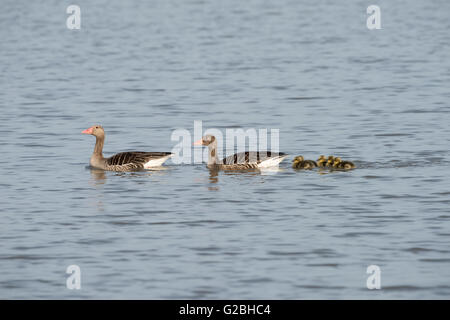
[82,125,172,172]
[193,135,288,170]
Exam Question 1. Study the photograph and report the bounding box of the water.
[1,0,450,299]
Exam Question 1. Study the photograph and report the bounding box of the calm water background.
[1,0,450,299]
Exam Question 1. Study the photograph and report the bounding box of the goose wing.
[221,151,286,165]
[106,152,172,169]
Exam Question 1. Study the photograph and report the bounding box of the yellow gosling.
[317,155,327,167]
[326,155,335,167]
[293,155,317,170]
[333,157,356,170]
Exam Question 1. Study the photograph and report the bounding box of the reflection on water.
[259,167,285,175]
[207,169,219,191]
[88,168,106,212]
[89,168,107,186]
[208,169,219,184]
[90,166,172,181]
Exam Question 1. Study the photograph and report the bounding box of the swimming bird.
[292,156,317,170]
[332,157,356,170]
[82,125,172,172]
[193,135,288,170]
[326,156,335,167]
[317,155,327,167]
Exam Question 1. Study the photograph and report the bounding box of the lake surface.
[1,0,449,299]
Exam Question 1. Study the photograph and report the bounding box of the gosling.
[317,155,327,167]
[326,155,335,167]
[332,157,356,170]
[293,156,318,170]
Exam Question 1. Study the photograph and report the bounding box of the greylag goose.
[292,156,317,169]
[82,125,172,172]
[193,135,288,170]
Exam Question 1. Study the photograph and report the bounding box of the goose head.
[193,135,216,146]
[82,125,104,138]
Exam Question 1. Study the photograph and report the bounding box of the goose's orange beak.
[193,138,203,146]
[82,127,93,134]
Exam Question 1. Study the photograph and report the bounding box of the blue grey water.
[0,0,449,299]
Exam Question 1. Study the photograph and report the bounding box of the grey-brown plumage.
[218,151,285,170]
[82,125,172,172]
[194,135,288,170]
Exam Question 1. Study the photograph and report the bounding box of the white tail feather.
[144,154,172,168]
[257,155,288,168]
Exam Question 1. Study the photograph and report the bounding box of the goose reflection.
[207,166,284,184]
[206,169,219,190]
[89,166,171,184]
[89,167,107,186]
[208,168,219,184]
[87,168,106,212]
